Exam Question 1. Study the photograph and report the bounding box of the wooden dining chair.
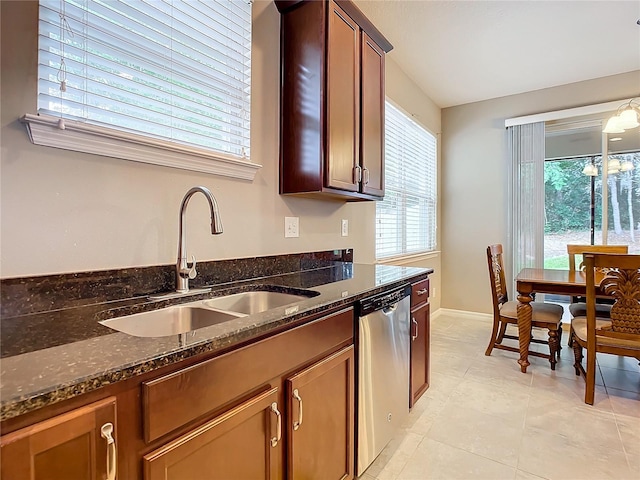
[571,253,640,405]
[566,244,628,319]
[485,244,564,370]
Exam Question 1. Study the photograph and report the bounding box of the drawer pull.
[100,422,116,480]
[412,317,418,341]
[416,288,428,295]
[270,402,282,447]
[292,389,303,431]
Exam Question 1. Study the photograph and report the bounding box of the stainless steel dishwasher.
[356,285,411,476]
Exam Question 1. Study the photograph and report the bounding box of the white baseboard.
[432,308,492,320]
[432,309,572,334]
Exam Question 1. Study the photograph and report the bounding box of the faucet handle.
[187,255,197,279]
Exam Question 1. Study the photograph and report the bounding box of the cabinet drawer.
[143,308,354,443]
[411,279,430,309]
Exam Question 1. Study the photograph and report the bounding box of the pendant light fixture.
[582,163,598,176]
[603,98,640,133]
[620,159,635,172]
[582,158,635,177]
[607,158,622,175]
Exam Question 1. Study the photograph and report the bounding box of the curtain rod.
[504,98,634,128]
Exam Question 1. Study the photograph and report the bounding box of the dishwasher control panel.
[358,285,411,316]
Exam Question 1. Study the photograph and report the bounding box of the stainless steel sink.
[202,290,311,315]
[99,305,243,337]
[101,290,317,337]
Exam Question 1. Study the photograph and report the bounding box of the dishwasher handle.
[383,304,398,315]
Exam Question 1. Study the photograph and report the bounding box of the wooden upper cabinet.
[327,4,360,193]
[276,0,392,201]
[360,33,385,197]
[0,397,117,480]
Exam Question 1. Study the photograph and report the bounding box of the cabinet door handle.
[353,165,363,184]
[412,317,418,341]
[363,167,370,185]
[417,288,428,295]
[292,389,303,431]
[270,402,282,447]
[100,422,116,480]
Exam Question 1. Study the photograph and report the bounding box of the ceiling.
[354,0,640,108]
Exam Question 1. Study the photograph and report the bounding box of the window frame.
[375,99,438,261]
[24,0,260,180]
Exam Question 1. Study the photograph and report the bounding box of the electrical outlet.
[284,216,299,238]
[341,219,349,237]
[433,287,437,297]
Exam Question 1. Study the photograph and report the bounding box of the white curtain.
[507,122,546,291]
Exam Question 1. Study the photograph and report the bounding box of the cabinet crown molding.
[274,0,393,52]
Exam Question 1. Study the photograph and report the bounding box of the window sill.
[377,250,441,266]
[21,113,262,181]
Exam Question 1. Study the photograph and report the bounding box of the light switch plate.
[285,216,299,238]
[341,219,349,237]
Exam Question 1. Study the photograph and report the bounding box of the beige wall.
[440,70,640,313]
[0,0,442,308]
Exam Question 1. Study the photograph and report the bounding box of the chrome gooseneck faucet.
[176,186,223,293]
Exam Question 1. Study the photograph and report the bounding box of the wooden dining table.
[515,268,605,373]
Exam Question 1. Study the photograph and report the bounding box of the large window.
[544,152,640,269]
[376,101,437,260]
[29,0,255,178]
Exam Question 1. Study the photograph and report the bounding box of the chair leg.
[496,321,508,343]
[485,318,501,356]
[547,328,559,370]
[557,323,563,359]
[572,340,583,376]
[585,348,597,405]
[568,329,574,348]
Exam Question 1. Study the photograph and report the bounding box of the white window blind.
[376,102,437,260]
[37,0,251,159]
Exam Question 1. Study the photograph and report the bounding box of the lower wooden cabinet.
[144,388,281,480]
[1,306,359,480]
[144,346,355,480]
[410,302,430,408]
[0,397,117,480]
[141,308,355,479]
[286,346,355,480]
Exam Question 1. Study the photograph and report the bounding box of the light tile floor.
[360,311,640,480]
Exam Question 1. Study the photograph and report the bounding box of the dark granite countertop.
[0,260,432,422]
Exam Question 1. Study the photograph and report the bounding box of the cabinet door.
[144,387,281,480]
[0,397,117,480]
[286,346,355,480]
[326,1,360,193]
[410,304,430,407]
[360,32,385,197]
